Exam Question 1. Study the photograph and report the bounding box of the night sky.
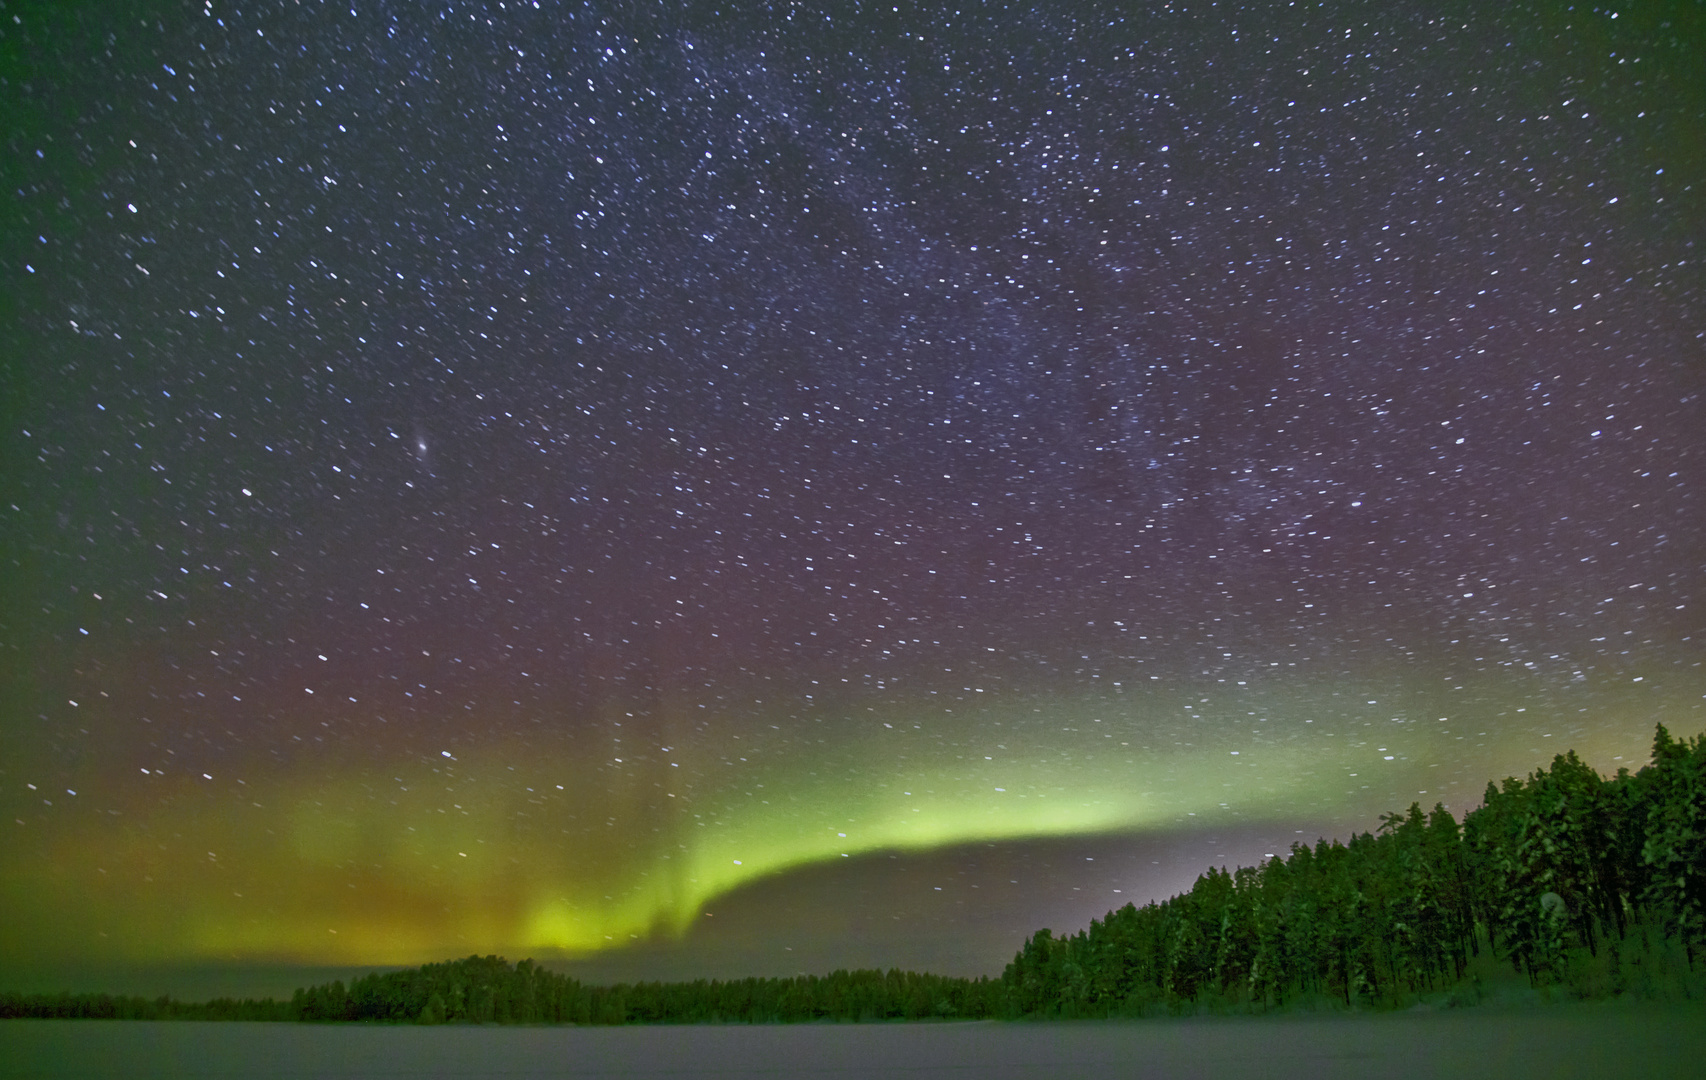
[3,0,1702,987]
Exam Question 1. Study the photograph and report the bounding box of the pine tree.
[1640,724,1706,965]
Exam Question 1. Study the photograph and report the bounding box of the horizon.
[3,731,1689,1003]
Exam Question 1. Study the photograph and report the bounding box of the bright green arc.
[6,676,1680,967]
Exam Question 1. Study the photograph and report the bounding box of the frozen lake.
[4,1005,1704,1079]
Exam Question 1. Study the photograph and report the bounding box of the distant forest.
[4,724,1702,1023]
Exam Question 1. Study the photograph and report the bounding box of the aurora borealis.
[2,1,1701,990]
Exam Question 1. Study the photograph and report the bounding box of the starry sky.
[2,0,1702,988]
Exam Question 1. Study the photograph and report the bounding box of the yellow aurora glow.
[3,674,1682,968]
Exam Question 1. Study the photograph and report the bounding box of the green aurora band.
[4,669,1691,969]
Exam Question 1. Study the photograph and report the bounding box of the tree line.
[0,957,1006,1023]
[4,724,1699,1023]
[0,993,292,1021]
[1004,723,1705,1016]
[291,955,1007,1024]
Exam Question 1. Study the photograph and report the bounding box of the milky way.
[2,2,1700,982]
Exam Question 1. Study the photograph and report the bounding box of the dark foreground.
[5,1003,1705,1080]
